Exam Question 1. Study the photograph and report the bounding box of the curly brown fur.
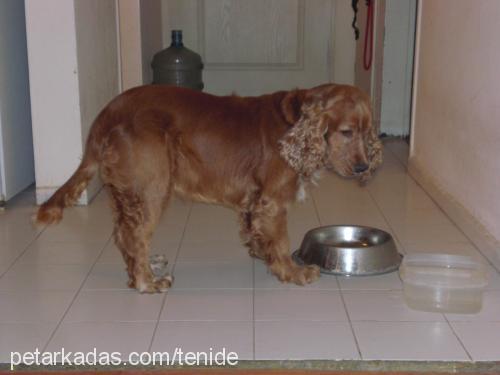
[359,125,383,184]
[278,100,328,177]
[35,84,381,293]
[35,154,98,225]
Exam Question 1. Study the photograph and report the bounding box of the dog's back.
[35,85,294,224]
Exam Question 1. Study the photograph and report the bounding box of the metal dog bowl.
[292,225,402,276]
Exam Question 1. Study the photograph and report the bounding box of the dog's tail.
[35,133,100,226]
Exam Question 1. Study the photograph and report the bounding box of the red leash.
[363,0,374,70]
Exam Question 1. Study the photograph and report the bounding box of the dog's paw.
[272,262,321,286]
[248,248,265,260]
[153,275,174,292]
[292,264,321,286]
[136,275,173,294]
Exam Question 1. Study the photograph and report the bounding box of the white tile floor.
[1,139,500,363]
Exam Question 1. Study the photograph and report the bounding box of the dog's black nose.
[354,163,369,173]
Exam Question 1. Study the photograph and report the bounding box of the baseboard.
[408,157,500,270]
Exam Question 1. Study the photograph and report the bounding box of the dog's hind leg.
[103,126,173,293]
[100,115,177,293]
[108,182,172,293]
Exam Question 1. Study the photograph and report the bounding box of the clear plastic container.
[399,253,488,314]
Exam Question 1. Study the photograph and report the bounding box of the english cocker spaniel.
[36,84,382,293]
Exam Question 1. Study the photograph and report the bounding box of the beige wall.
[75,0,119,198]
[410,0,500,241]
[354,0,385,130]
[118,0,162,90]
[118,0,142,89]
[140,0,163,84]
[332,0,356,85]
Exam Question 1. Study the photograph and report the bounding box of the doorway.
[380,0,417,138]
[354,0,417,140]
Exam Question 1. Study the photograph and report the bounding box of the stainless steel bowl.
[292,225,402,276]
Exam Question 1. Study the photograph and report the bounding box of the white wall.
[25,0,83,204]
[411,0,500,242]
[26,0,119,204]
[0,0,35,200]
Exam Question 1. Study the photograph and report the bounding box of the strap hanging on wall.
[363,0,374,70]
[351,0,374,70]
[351,0,361,40]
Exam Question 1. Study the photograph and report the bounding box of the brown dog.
[35,84,382,293]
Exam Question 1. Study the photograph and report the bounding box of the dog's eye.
[340,130,353,138]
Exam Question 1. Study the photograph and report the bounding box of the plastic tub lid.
[399,253,489,289]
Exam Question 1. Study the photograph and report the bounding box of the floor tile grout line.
[383,138,410,168]
[17,317,497,323]
[313,191,362,360]
[148,202,193,352]
[0,220,50,280]
[335,318,455,323]
[252,258,256,360]
[43,318,487,323]
[365,182,407,257]
[40,233,112,352]
[309,193,322,227]
[386,140,500,274]
[362,167,407,288]
[443,314,473,361]
[384,139,407,162]
[146,293,167,354]
[165,201,193,278]
[80,287,258,292]
[58,319,255,323]
[336,276,362,360]
[252,319,457,323]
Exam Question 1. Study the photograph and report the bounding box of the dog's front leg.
[252,197,320,285]
[239,210,265,260]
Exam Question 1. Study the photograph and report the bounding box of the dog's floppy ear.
[281,90,306,124]
[359,124,383,183]
[279,93,328,177]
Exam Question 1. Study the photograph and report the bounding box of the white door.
[0,0,35,201]
[380,0,417,136]
[161,0,342,96]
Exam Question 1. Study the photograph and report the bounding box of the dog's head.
[279,84,382,182]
